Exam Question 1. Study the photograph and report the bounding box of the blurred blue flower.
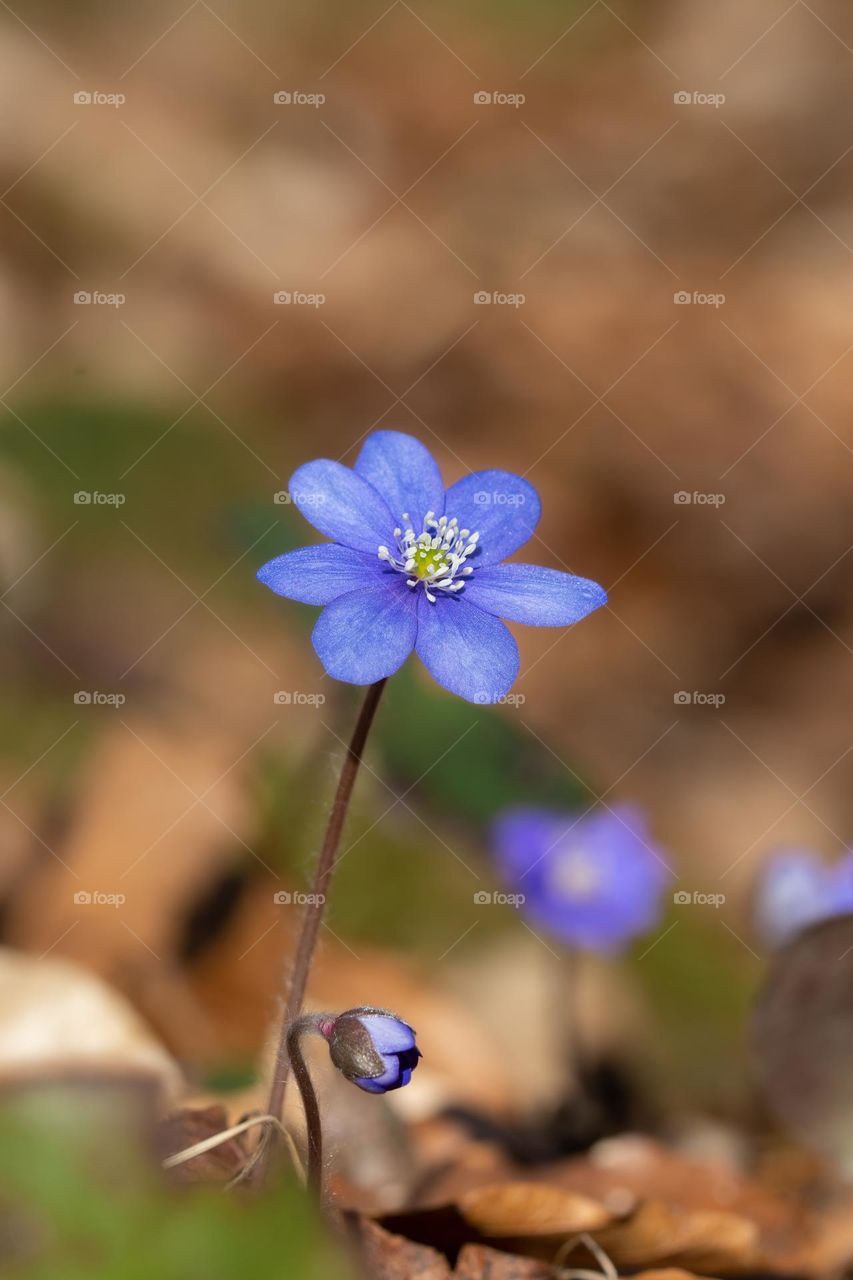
[754,847,853,949]
[326,1007,421,1093]
[491,805,670,952]
[257,430,606,704]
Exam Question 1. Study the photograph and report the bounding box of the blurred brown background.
[1,0,853,1114]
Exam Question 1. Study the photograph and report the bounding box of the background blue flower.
[491,805,670,952]
[258,430,606,704]
[754,846,853,949]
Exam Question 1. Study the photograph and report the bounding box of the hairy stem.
[259,679,387,1177]
[286,1015,326,1195]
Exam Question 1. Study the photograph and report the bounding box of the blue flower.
[257,430,606,704]
[326,1007,421,1093]
[754,847,853,949]
[491,805,670,952]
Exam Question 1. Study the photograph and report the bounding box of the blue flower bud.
[325,1006,421,1093]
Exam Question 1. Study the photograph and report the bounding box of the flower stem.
[261,679,387,1172]
[286,1015,326,1195]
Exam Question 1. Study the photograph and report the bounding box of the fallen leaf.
[345,1214,452,1279]
[457,1182,612,1239]
[592,1200,758,1272]
[632,1271,719,1280]
[454,1243,556,1278]
[0,947,182,1098]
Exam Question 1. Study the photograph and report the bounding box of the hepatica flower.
[288,1005,421,1195]
[492,805,669,952]
[323,1007,421,1093]
[258,431,606,703]
[754,847,853,949]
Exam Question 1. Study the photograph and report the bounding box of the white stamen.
[376,510,481,603]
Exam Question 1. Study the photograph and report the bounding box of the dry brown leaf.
[531,1136,806,1252]
[454,1243,556,1278]
[632,1271,720,1280]
[345,1214,452,1280]
[748,1188,853,1277]
[0,947,182,1098]
[391,1131,853,1280]
[592,1200,758,1273]
[457,1182,612,1239]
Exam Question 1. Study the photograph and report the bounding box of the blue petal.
[257,544,386,605]
[415,594,519,704]
[492,807,567,880]
[755,848,835,949]
[464,564,607,626]
[442,470,541,566]
[354,431,445,530]
[829,850,853,910]
[312,580,417,684]
[350,1076,391,1094]
[359,1013,417,1054]
[350,1054,401,1093]
[289,459,395,553]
